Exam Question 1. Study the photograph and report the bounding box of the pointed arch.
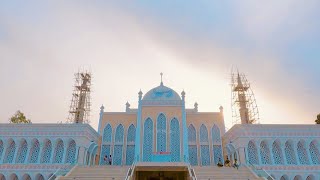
[126,124,136,165]
[9,173,18,180]
[212,124,222,165]
[293,175,302,180]
[29,139,40,163]
[272,140,284,165]
[170,118,180,162]
[16,139,28,163]
[297,140,309,164]
[66,139,76,163]
[0,173,5,180]
[4,139,16,163]
[35,173,45,180]
[280,175,289,180]
[260,140,271,164]
[22,174,31,180]
[247,140,259,164]
[200,124,210,166]
[113,124,124,165]
[306,175,316,180]
[188,124,197,165]
[143,118,153,161]
[100,124,112,165]
[53,139,64,163]
[285,140,297,164]
[41,139,52,163]
[157,113,167,152]
[309,140,320,164]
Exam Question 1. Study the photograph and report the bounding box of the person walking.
[109,155,112,165]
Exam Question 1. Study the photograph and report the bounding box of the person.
[109,155,112,165]
[103,155,108,164]
[217,158,223,167]
[233,158,239,170]
[224,156,231,167]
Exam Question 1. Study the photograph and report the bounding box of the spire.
[160,72,163,86]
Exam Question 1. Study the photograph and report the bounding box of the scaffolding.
[67,71,92,124]
[231,69,260,125]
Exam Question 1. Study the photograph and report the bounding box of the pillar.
[77,147,86,165]
[134,90,142,162]
[293,141,300,165]
[0,139,7,164]
[12,138,19,163]
[238,147,246,165]
[256,140,262,165]
[181,90,189,163]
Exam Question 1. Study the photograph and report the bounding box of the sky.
[0,0,319,130]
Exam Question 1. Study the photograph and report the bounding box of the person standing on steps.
[103,155,108,165]
[109,155,112,165]
[224,156,231,167]
[233,158,239,170]
[217,158,223,167]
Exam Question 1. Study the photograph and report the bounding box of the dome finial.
[160,72,163,86]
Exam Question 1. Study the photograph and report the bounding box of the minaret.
[68,71,92,124]
[234,73,250,124]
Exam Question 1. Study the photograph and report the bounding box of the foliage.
[9,110,31,124]
[316,114,320,124]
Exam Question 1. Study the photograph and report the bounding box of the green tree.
[9,110,31,124]
[316,114,320,124]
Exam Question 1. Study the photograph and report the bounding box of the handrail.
[125,161,136,180]
[48,163,75,180]
[187,163,197,180]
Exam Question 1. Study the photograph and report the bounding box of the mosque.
[0,73,319,180]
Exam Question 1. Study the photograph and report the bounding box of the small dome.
[143,84,181,101]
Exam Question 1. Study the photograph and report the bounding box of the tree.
[316,114,320,124]
[9,110,31,124]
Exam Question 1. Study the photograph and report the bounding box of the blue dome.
[143,84,181,101]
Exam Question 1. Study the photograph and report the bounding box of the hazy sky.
[1,1,319,130]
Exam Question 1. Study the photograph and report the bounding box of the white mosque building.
[0,74,319,180]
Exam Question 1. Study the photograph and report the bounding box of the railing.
[245,161,274,180]
[48,163,76,180]
[125,161,136,180]
[187,163,197,180]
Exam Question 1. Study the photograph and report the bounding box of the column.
[77,147,86,165]
[181,91,189,163]
[134,90,142,162]
[62,140,67,164]
[12,138,19,163]
[37,142,44,163]
[256,140,262,165]
[50,140,56,163]
[238,147,246,165]
[280,140,287,165]
[74,146,80,164]
[306,140,313,164]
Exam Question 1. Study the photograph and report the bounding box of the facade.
[0,79,319,180]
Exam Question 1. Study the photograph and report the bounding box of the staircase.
[193,166,262,180]
[57,165,130,180]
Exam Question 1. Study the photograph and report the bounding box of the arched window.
[16,139,28,163]
[143,118,153,161]
[113,124,124,165]
[41,140,52,163]
[170,118,180,162]
[285,140,297,164]
[22,174,32,180]
[188,124,197,165]
[9,173,18,180]
[280,175,289,180]
[53,139,64,163]
[248,140,258,164]
[126,124,135,165]
[29,139,40,163]
[293,175,303,180]
[212,125,222,165]
[272,141,283,164]
[306,175,315,180]
[297,140,309,164]
[260,141,271,164]
[35,173,45,180]
[100,124,112,165]
[66,140,76,163]
[4,139,16,163]
[200,124,210,166]
[157,113,166,152]
[309,140,320,164]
